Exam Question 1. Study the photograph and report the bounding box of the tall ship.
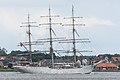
[15,6,93,74]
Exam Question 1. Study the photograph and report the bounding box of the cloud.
[0,8,21,32]
[83,17,115,27]
[0,7,117,53]
[0,0,69,8]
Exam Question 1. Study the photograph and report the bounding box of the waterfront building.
[95,63,118,71]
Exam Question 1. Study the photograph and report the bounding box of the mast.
[20,14,38,62]
[62,5,85,63]
[72,6,77,63]
[28,14,32,62]
[49,8,54,68]
[39,7,61,68]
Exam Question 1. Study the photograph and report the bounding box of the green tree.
[9,50,23,56]
[0,48,7,56]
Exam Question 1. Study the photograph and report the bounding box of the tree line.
[1,47,120,62]
[0,48,55,62]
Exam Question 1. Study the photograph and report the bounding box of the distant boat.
[15,6,93,74]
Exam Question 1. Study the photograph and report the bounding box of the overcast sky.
[0,0,120,55]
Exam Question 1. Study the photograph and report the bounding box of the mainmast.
[72,6,77,63]
[39,7,61,68]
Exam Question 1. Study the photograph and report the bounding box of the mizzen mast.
[62,5,85,63]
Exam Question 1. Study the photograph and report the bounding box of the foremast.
[20,14,38,63]
[27,14,32,62]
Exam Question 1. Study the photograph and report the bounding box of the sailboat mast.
[72,6,77,63]
[27,14,32,62]
[49,8,54,68]
[62,6,86,63]
[20,14,38,62]
[39,8,61,68]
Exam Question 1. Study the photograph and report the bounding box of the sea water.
[0,72,119,80]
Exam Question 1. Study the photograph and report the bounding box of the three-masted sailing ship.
[15,6,93,74]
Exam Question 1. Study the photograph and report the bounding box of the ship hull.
[15,65,93,74]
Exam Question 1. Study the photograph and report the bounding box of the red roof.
[96,63,117,67]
